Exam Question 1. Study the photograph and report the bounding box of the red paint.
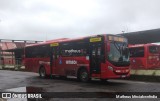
[25,34,130,80]
[129,44,160,69]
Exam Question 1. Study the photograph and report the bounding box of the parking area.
[0,70,160,101]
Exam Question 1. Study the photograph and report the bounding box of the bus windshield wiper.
[113,42,121,53]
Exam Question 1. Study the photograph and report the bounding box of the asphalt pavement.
[0,70,159,101]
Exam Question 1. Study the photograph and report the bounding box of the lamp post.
[122,31,125,34]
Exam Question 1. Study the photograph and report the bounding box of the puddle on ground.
[5,86,44,92]
[0,86,49,101]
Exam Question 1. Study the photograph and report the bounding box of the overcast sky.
[0,0,160,41]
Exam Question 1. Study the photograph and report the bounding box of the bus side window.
[129,47,144,57]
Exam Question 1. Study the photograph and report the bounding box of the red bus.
[24,34,130,82]
[129,44,160,69]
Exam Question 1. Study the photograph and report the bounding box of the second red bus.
[129,43,160,69]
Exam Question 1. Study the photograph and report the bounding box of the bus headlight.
[108,66,113,71]
[115,70,121,73]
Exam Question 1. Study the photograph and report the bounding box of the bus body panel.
[52,56,90,76]
[130,57,147,69]
[100,61,130,79]
[25,58,51,74]
[24,34,130,80]
[129,44,160,69]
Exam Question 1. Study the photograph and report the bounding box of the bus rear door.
[50,43,60,75]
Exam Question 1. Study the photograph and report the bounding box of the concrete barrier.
[129,69,160,82]
[0,65,25,70]
[0,65,2,69]
[131,69,160,76]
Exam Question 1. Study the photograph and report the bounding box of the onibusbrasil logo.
[1,93,42,99]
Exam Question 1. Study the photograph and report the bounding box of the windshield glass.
[149,46,159,53]
[108,42,130,63]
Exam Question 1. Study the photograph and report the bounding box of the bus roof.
[26,36,86,47]
[26,34,125,47]
[129,43,159,48]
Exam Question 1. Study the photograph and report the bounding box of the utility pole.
[122,31,125,34]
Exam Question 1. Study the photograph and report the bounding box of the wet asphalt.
[0,70,160,101]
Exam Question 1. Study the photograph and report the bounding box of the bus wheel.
[79,69,89,82]
[39,67,46,78]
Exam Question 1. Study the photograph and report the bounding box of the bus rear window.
[149,46,159,53]
[129,47,144,57]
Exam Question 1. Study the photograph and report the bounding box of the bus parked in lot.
[24,34,130,82]
[129,44,160,69]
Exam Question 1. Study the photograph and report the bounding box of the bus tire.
[78,68,89,82]
[39,66,46,78]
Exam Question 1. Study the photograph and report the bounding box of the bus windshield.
[108,41,130,66]
[149,46,159,54]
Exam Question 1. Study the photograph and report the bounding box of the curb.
[131,69,160,76]
[129,69,160,82]
[127,75,160,82]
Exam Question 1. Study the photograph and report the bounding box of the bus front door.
[90,43,102,74]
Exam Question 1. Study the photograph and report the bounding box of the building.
[119,28,160,44]
[0,39,42,69]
